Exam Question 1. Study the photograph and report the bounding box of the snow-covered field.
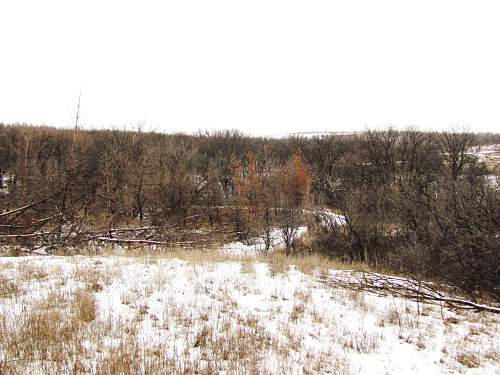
[472,144,500,163]
[0,254,498,374]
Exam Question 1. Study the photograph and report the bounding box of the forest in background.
[0,123,499,300]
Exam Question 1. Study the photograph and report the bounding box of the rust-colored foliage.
[293,151,312,206]
[231,151,265,218]
[277,151,312,208]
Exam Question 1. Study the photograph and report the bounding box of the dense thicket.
[0,124,498,299]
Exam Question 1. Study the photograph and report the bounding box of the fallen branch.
[95,237,172,246]
[0,231,53,238]
[0,213,216,253]
[318,271,500,314]
[94,237,206,247]
[0,191,61,218]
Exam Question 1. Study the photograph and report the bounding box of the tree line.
[0,123,498,300]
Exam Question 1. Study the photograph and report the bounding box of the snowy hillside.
[0,254,498,374]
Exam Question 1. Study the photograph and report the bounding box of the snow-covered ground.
[472,144,500,163]
[223,209,346,256]
[468,143,500,188]
[486,174,499,189]
[0,173,12,195]
[0,255,498,374]
[222,226,308,256]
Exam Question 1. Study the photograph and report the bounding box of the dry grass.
[0,274,19,298]
[456,351,481,368]
[99,245,368,276]
[264,251,366,276]
[0,303,81,372]
[341,330,382,354]
[16,261,48,281]
[240,261,255,274]
[73,289,96,323]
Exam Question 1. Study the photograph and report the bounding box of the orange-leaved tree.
[230,151,281,247]
[276,150,312,254]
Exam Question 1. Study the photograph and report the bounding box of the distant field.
[473,143,500,169]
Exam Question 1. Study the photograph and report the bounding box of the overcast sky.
[1,1,499,135]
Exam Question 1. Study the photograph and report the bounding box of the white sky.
[1,1,499,135]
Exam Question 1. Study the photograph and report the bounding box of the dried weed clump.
[0,304,81,372]
[341,330,382,354]
[0,274,19,298]
[16,261,48,281]
[73,289,97,323]
[456,351,481,368]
